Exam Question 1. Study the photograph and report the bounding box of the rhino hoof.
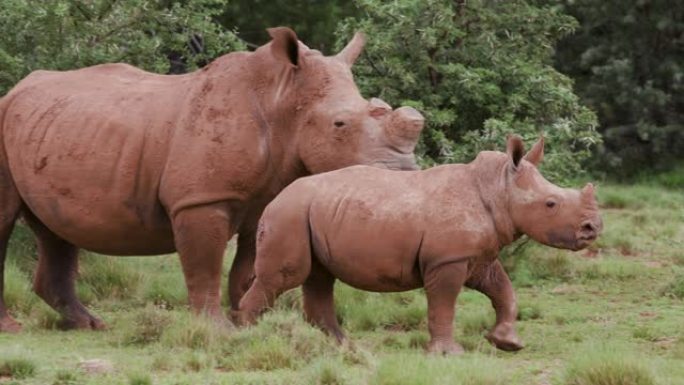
[427,340,465,356]
[485,324,524,352]
[229,310,252,327]
[0,316,23,333]
[59,315,107,331]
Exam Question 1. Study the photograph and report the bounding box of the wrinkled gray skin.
[234,135,603,354]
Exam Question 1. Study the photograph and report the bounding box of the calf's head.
[505,135,602,251]
[260,27,423,173]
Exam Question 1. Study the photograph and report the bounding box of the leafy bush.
[0,0,245,95]
[556,0,684,178]
[337,0,600,182]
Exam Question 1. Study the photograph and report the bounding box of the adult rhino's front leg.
[466,259,523,351]
[173,203,234,319]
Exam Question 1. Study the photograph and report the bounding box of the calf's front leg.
[466,259,523,351]
[423,261,468,355]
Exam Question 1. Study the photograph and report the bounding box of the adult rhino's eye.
[334,120,346,128]
[545,200,556,208]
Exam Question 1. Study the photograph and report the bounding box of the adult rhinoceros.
[0,27,424,332]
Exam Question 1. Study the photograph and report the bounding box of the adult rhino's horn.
[336,32,366,66]
[386,107,424,153]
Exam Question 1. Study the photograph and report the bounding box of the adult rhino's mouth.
[370,153,419,171]
[574,219,601,250]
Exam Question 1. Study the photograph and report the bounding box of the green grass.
[0,356,36,380]
[0,184,683,384]
[563,343,656,385]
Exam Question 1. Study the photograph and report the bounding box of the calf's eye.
[545,200,556,208]
[334,120,346,128]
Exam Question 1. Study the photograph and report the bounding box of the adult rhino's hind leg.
[25,213,106,330]
[302,259,344,342]
[0,177,22,333]
[466,260,523,351]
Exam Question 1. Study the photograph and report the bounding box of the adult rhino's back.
[1,64,196,254]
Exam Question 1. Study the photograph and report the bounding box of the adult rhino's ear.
[524,135,544,167]
[268,27,299,67]
[506,134,525,170]
[336,32,365,67]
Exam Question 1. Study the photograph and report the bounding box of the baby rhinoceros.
[233,135,603,354]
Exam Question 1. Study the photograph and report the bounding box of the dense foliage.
[555,0,684,178]
[219,0,357,52]
[337,0,600,182]
[6,0,678,181]
[0,0,244,95]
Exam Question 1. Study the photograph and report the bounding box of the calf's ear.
[506,135,525,169]
[524,135,544,166]
[268,27,299,67]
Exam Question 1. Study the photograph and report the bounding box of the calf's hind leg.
[302,260,344,342]
[424,261,468,355]
[234,219,311,326]
[25,213,105,330]
[0,180,22,333]
[466,260,523,351]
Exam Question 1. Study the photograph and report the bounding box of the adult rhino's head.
[503,135,603,251]
[257,27,423,173]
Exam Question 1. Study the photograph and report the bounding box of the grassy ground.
[0,183,683,385]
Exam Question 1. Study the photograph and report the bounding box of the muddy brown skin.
[235,136,602,354]
[0,27,425,332]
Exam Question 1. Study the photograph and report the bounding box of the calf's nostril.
[581,221,595,232]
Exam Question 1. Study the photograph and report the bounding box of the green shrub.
[0,1,245,95]
[338,0,600,182]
